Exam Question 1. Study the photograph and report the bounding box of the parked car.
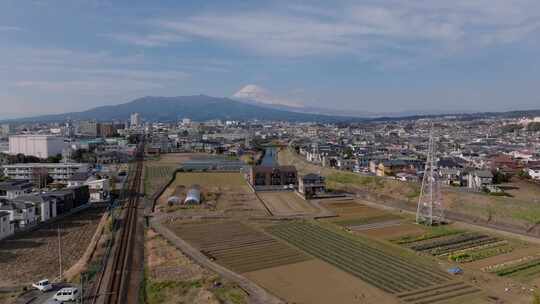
[53,287,79,302]
[32,279,53,292]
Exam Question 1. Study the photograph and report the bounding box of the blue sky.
[1,0,540,118]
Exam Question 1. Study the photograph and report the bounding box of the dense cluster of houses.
[0,167,118,240]
[293,117,540,192]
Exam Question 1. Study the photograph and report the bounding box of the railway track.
[91,141,144,304]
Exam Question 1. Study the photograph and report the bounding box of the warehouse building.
[9,135,66,158]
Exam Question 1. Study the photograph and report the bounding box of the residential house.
[375,159,424,177]
[489,155,521,175]
[298,173,326,197]
[248,166,298,188]
[68,173,110,202]
[86,177,110,202]
[467,170,494,190]
[40,191,75,215]
[0,211,14,240]
[0,180,33,199]
[336,158,356,171]
[438,158,465,186]
[15,195,57,222]
[0,200,37,230]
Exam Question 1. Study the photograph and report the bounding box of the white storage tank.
[184,185,201,204]
[167,196,181,205]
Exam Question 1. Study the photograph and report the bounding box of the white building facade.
[0,211,14,240]
[529,167,540,180]
[9,135,66,158]
[3,163,89,182]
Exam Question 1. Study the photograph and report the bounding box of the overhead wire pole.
[416,123,445,226]
[58,226,63,281]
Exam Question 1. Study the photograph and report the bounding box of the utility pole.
[416,124,445,226]
[80,272,85,304]
[58,226,63,281]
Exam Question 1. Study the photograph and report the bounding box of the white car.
[53,287,79,302]
[32,279,53,292]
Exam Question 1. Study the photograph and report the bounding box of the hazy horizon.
[1,1,540,117]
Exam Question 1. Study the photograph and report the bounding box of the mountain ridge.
[4,95,359,123]
[3,95,540,124]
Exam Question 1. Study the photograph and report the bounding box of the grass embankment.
[145,279,246,304]
[143,230,248,304]
[280,148,540,226]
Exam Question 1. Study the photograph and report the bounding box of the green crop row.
[393,226,464,245]
[449,243,513,263]
[495,258,540,277]
[268,221,451,294]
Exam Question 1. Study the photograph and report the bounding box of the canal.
[260,147,278,166]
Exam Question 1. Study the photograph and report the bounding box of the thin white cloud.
[101,32,187,47]
[0,25,23,32]
[154,1,540,58]
[0,46,192,115]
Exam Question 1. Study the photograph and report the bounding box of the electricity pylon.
[416,126,445,226]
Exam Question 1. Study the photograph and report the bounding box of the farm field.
[144,229,248,304]
[144,153,206,198]
[157,172,267,217]
[244,259,399,304]
[166,220,311,273]
[266,221,483,300]
[320,200,422,238]
[359,223,428,239]
[0,207,106,287]
[257,191,317,216]
[145,165,175,199]
[266,220,540,303]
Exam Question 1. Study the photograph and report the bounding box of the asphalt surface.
[16,283,80,304]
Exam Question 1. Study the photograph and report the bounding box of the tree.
[492,170,510,184]
[518,169,531,179]
[527,122,540,132]
[501,124,522,133]
[46,154,62,163]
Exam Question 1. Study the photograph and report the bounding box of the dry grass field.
[156,172,268,217]
[145,165,175,199]
[144,229,248,304]
[144,153,206,198]
[244,259,399,304]
[0,207,106,287]
[257,191,317,216]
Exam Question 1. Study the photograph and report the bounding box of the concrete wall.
[9,135,65,158]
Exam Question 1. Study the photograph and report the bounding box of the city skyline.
[1,0,540,118]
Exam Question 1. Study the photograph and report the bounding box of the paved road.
[16,284,80,304]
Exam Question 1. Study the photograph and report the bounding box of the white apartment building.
[130,113,141,128]
[3,163,89,183]
[9,135,66,158]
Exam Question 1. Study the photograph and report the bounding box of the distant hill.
[6,95,359,123]
[4,95,540,124]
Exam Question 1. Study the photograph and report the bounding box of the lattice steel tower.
[416,126,445,226]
